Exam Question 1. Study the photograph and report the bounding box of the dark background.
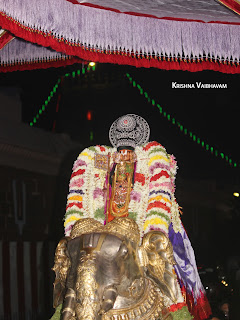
[0,62,240,318]
[1,62,239,175]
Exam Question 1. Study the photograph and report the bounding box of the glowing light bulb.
[233,192,239,197]
[87,110,92,121]
[89,62,96,67]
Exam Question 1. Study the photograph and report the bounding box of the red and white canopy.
[0,0,239,73]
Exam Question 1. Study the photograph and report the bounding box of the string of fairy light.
[126,73,238,168]
[28,65,238,168]
[29,62,96,127]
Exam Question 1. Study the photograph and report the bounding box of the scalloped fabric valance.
[0,0,240,73]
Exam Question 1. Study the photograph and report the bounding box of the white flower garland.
[64,142,181,238]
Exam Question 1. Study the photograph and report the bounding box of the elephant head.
[52,218,173,320]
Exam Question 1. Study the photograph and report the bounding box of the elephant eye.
[118,243,128,259]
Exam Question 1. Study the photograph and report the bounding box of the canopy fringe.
[0,0,240,73]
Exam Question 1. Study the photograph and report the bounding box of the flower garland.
[64,141,181,238]
[143,141,181,235]
[64,145,114,235]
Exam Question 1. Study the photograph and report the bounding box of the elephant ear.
[141,231,166,281]
[52,237,71,308]
[140,231,178,303]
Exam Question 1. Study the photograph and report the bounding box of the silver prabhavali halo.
[109,114,150,148]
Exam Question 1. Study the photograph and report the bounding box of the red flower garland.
[169,302,187,313]
[134,172,145,186]
[97,145,106,152]
[70,168,85,179]
[143,141,162,151]
[147,201,171,213]
[150,170,170,182]
[66,202,83,211]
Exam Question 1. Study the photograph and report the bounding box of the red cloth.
[0,30,14,49]
[217,0,240,15]
[181,284,212,320]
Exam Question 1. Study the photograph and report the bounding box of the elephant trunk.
[75,253,100,320]
[61,288,76,320]
[99,285,118,316]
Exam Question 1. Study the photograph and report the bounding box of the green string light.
[90,131,94,142]
[29,64,95,127]
[125,72,238,168]
[157,104,162,113]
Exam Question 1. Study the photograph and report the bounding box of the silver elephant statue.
[52,218,182,320]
